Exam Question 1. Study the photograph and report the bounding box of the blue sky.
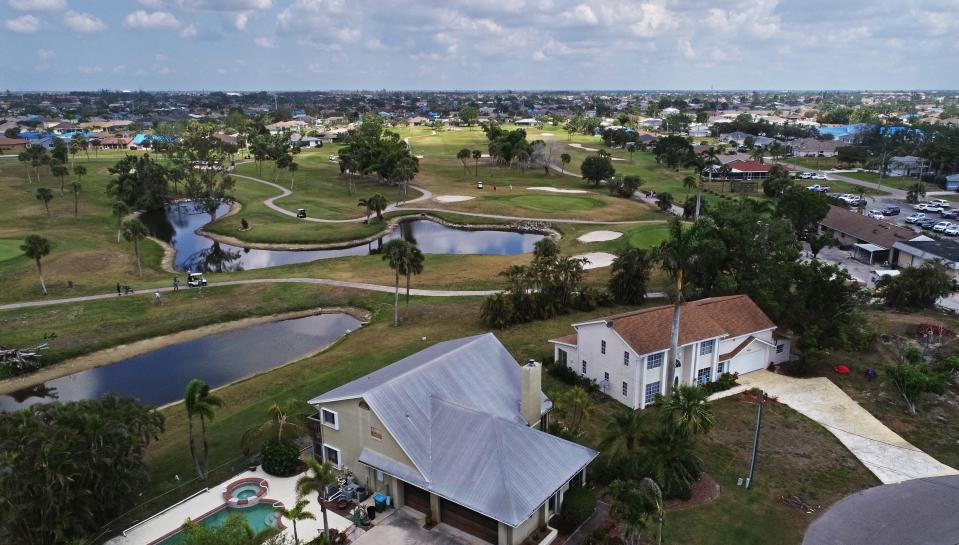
[1,0,958,91]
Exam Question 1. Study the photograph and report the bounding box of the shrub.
[261,438,301,476]
[555,487,596,534]
[703,372,739,394]
[240,218,249,230]
[480,292,515,329]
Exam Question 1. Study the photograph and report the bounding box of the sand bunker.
[539,132,555,136]
[574,252,616,270]
[577,230,623,243]
[528,186,590,194]
[433,195,475,203]
[569,143,600,152]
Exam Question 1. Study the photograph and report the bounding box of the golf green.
[485,194,606,213]
[0,240,22,263]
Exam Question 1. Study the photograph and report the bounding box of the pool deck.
[108,467,354,545]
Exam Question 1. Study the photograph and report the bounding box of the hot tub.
[222,477,269,508]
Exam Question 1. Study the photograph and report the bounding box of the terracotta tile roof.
[553,295,776,356]
[718,335,755,361]
[820,205,917,250]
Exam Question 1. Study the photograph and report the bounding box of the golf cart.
[297,208,307,218]
[186,272,207,288]
[476,181,484,189]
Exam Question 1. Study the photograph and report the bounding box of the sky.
[1,0,958,91]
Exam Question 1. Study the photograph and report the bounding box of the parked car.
[905,213,926,223]
[943,209,959,219]
[946,225,959,236]
[807,184,831,193]
[811,173,828,180]
[882,207,901,216]
[914,203,930,211]
[868,210,884,220]
[919,218,939,229]
[925,205,946,214]
[933,221,952,232]
[930,199,952,208]
[798,172,814,179]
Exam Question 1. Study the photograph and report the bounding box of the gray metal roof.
[309,333,595,527]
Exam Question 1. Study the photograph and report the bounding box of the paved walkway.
[0,278,501,311]
[717,370,958,484]
[564,501,610,545]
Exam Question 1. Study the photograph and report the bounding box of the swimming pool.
[149,501,284,545]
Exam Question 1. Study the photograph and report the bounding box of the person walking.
[154,291,161,304]
[173,277,179,291]
[117,282,122,296]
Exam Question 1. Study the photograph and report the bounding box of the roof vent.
[606,321,614,328]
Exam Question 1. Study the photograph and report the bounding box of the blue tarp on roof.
[17,132,56,139]
[131,134,175,145]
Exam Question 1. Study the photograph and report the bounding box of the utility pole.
[745,391,765,490]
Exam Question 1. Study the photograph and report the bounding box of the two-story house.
[549,295,790,410]
[307,333,597,545]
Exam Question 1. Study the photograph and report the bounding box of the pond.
[141,202,546,272]
[0,313,361,411]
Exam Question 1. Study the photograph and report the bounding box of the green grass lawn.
[0,239,22,262]
[483,193,607,213]
[823,179,888,196]
[838,171,918,192]
[785,156,840,171]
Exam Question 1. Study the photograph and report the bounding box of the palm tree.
[609,479,655,545]
[70,182,81,216]
[600,407,645,453]
[367,193,389,222]
[382,239,415,326]
[661,384,715,436]
[274,496,315,545]
[122,218,149,277]
[750,147,765,164]
[36,187,53,216]
[184,379,224,480]
[472,149,482,176]
[18,151,32,183]
[50,160,69,195]
[241,398,308,456]
[401,243,425,306]
[560,153,571,174]
[112,201,130,243]
[642,425,703,499]
[639,477,665,545]
[557,386,591,436]
[682,175,697,200]
[21,234,51,295]
[296,458,337,538]
[73,164,86,185]
[288,161,299,190]
[657,218,709,396]
[457,148,471,175]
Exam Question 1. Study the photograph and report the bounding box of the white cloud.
[5,14,40,33]
[77,65,104,74]
[679,39,695,59]
[254,36,276,48]
[36,48,54,60]
[8,0,65,11]
[334,27,361,43]
[629,2,678,37]
[180,24,197,38]
[64,11,108,33]
[532,50,546,61]
[123,10,181,30]
[233,12,249,30]
[571,4,598,25]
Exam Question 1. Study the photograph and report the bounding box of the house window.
[604,372,610,382]
[582,360,587,374]
[776,344,784,354]
[601,340,606,354]
[697,367,711,386]
[320,408,339,430]
[322,444,341,469]
[624,352,630,366]
[646,352,664,370]
[717,361,726,374]
[700,340,715,356]
[622,382,628,397]
[645,381,661,404]
[557,349,568,365]
[370,427,383,440]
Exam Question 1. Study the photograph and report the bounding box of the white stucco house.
[549,295,790,410]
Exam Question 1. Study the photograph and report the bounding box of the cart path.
[234,170,665,225]
[0,278,668,311]
[713,370,958,484]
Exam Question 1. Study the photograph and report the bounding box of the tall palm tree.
[750,147,765,164]
[401,243,425,306]
[112,201,130,243]
[382,239,415,326]
[642,425,703,499]
[600,407,646,453]
[35,187,53,216]
[274,496,315,545]
[122,218,149,278]
[288,161,299,191]
[657,218,709,396]
[472,149,482,176]
[21,234,51,295]
[296,458,337,538]
[367,193,388,222]
[70,181,81,216]
[638,477,665,545]
[682,175,697,200]
[73,164,86,185]
[50,160,69,195]
[184,379,224,480]
[18,151,32,183]
[457,148,471,174]
[560,153,571,174]
[661,384,715,436]
[609,479,654,545]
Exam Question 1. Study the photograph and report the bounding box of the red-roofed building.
[725,160,786,180]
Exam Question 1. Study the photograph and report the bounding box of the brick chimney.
[520,359,542,426]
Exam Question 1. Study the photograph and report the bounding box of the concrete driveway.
[353,507,488,545]
[722,371,958,484]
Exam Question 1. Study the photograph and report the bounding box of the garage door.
[440,498,498,544]
[403,482,430,514]
[729,348,767,375]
